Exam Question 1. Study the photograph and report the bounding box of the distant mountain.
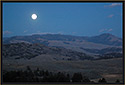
[3,43,93,60]
[3,33,122,46]
[3,33,122,55]
[86,33,122,46]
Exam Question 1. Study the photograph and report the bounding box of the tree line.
[3,66,121,83]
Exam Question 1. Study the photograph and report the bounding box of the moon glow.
[31,14,37,20]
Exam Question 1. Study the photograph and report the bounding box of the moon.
[31,14,37,20]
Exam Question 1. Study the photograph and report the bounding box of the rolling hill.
[2,43,93,60]
[3,33,122,55]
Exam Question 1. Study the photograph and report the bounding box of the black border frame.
[1,1,124,85]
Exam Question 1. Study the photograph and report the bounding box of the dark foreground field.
[3,57,123,83]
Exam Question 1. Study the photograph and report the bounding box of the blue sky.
[3,2,123,38]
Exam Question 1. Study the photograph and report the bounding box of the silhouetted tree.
[34,67,41,76]
[3,67,93,83]
[26,66,31,71]
[57,72,66,82]
[115,79,120,83]
[98,78,107,83]
[45,70,49,76]
[72,73,83,82]
[82,76,90,83]
[66,74,70,82]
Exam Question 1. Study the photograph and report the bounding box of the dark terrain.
[2,33,123,83]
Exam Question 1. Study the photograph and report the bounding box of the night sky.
[3,2,123,38]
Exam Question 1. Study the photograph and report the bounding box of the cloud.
[23,30,28,33]
[109,3,122,7]
[108,14,114,18]
[108,29,113,32]
[3,31,12,35]
[104,3,122,8]
[31,32,57,35]
[99,29,107,32]
[31,31,64,35]
[99,28,113,33]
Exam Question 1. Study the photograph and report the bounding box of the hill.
[2,43,93,60]
[3,33,122,55]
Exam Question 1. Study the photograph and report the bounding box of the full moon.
[31,14,37,20]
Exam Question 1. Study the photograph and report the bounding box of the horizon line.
[3,32,122,39]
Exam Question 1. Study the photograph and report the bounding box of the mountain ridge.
[3,33,122,46]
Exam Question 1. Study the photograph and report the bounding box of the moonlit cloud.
[104,3,122,8]
[23,30,28,33]
[109,3,122,7]
[108,29,113,32]
[108,14,114,18]
[3,30,12,35]
[31,32,56,35]
[99,28,113,33]
[30,31,65,36]
[99,29,107,32]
